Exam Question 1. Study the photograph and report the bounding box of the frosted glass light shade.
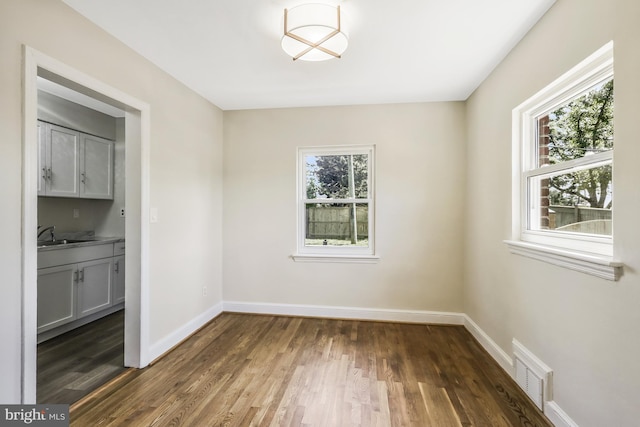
[281,4,349,61]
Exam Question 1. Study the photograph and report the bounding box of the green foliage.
[306,154,368,200]
[306,169,319,199]
[547,79,613,208]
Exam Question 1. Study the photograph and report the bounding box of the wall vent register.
[513,339,553,410]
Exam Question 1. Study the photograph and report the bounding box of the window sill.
[504,240,623,281]
[291,254,380,264]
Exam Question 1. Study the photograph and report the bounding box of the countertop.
[37,236,125,252]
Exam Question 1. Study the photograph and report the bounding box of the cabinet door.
[77,258,113,318]
[37,121,47,196]
[37,264,77,333]
[80,134,114,199]
[47,124,80,197]
[113,255,125,305]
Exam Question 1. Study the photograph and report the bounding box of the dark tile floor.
[37,310,126,404]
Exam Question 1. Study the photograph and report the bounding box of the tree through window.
[533,79,613,236]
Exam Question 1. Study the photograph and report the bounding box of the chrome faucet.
[37,225,56,242]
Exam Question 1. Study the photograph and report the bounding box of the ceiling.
[61,0,556,111]
[38,77,126,117]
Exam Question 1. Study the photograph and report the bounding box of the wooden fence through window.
[306,205,368,239]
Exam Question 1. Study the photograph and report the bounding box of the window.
[508,42,622,280]
[294,145,376,261]
[524,76,614,251]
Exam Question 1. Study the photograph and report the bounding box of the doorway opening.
[35,76,128,403]
[22,46,151,403]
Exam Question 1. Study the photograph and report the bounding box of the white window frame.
[292,145,378,263]
[506,41,623,280]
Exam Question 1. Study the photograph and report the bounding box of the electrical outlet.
[120,207,126,217]
[202,286,207,296]
[73,208,80,218]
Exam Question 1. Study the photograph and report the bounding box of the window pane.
[537,79,613,168]
[529,164,612,236]
[305,203,368,246]
[305,154,368,199]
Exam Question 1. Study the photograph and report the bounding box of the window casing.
[295,145,375,260]
[511,42,615,258]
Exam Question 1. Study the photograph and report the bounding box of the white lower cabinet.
[37,264,77,333]
[113,255,125,305]
[77,258,113,318]
[112,241,125,305]
[37,241,124,336]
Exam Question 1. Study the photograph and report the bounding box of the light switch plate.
[150,207,158,223]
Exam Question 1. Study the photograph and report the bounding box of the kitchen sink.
[37,239,95,247]
[38,240,67,247]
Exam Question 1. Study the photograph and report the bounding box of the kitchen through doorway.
[35,76,127,404]
[22,46,151,404]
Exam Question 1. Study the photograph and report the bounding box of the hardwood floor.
[37,310,126,404]
[71,313,552,426]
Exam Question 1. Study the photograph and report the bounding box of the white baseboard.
[222,301,465,325]
[148,302,223,363]
[463,314,514,376]
[545,401,579,427]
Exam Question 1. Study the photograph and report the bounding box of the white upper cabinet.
[80,133,114,199]
[37,121,46,195]
[38,121,113,200]
[39,122,81,197]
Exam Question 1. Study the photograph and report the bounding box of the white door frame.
[22,45,151,403]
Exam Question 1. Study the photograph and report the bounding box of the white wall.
[0,0,223,402]
[38,198,116,234]
[223,103,466,313]
[464,0,640,425]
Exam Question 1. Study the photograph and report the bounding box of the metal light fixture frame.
[283,5,346,61]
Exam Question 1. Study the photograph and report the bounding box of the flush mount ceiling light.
[281,3,349,61]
